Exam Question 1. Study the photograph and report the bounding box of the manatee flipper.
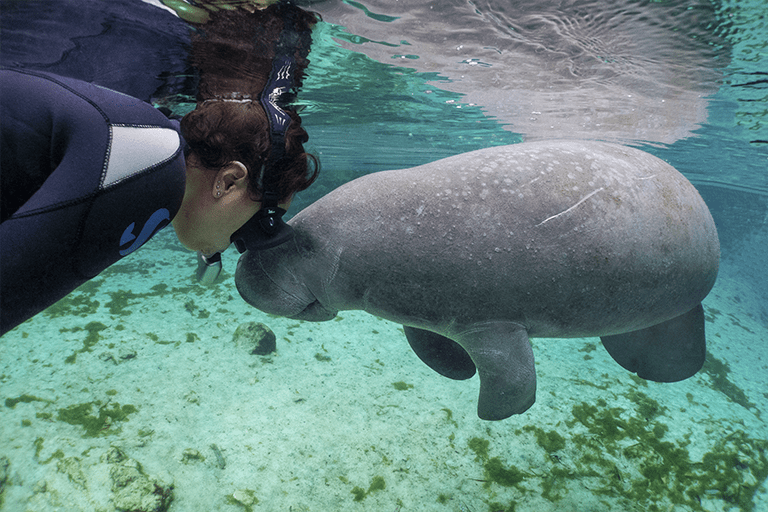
[456,322,536,421]
[601,303,706,383]
[403,326,476,380]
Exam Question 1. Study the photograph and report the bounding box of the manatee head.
[235,244,337,321]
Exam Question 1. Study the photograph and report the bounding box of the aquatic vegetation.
[42,275,209,320]
[578,342,597,361]
[522,426,566,453]
[350,475,386,502]
[702,351,756,410]
[705,306,720,323]
[43,287,101,318]
[392,381,414,391]
[442,408,458,428]
[56,400,138,437]
[468,437,530,490]
[486,501,517,512]
[181,449,205,464]
[4,394,51,408]
[462,392,768,511]
[62,321,108,364]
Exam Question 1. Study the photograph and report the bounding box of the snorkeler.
[0,68,186,336]
[174,1,319,255]
[0,2,320,336]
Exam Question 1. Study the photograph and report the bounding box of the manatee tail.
[403,326,476,380]
[601,303,706,382]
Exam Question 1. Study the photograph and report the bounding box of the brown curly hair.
[180,2,320,201]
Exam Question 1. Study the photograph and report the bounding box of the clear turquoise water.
[1,1,766,511]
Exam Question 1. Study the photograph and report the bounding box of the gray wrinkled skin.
[236,141,719,420]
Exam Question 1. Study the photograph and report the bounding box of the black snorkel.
[196,22,300,285]
[231,50,297,254]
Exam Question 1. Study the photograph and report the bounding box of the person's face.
[172,154,259,255]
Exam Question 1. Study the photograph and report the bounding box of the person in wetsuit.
[0,68,186,335]
[1,2,319,336]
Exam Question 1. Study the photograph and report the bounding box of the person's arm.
[0,69,186,336]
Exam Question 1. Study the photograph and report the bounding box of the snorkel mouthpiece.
[196,251,222,285]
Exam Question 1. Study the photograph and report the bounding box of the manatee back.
[290,141,719,336]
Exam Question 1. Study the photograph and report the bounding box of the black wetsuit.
[0,69,186,335]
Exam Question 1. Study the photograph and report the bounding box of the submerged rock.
[232,322,276,355]
[57,457,87,489]
[110,458,173,512]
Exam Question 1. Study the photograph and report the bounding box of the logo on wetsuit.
[119,208,171,256]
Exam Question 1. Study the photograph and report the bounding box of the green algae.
[468,437,490,462]
[351,475,386,501]
[106,290,143,315]
[442,408,458,428]
[44,293,101,318]
[62,322,108,364]
[43,280,103,318]
[565,398,768,511]
[485,458,526,487]
[627,389,667,420]
[487,502,517,512]
[57,401,138,437]
[350,486,366,502]
[468,437,529,490]
[464,394,767,512]
[522,426,566,453]
[104,283,201,316]
[41,276,208,320]
[702,351,755,410]
[392,381,413,391]
[4,394,52,408]
[704,306,720,323]
[33,437,45,459]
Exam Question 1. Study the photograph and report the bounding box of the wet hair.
[181,101,318,200]
[180,2,320,201]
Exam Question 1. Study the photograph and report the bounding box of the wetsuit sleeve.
[0,69,186,336]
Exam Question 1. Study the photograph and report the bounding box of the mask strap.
[231,21,298,253]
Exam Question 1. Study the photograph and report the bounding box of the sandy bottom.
[1,228,766,512]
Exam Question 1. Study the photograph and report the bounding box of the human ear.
[213,161,249,197]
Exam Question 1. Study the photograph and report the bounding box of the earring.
[216,181,222,197]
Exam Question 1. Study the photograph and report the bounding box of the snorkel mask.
[230,51,297,254]
[195,26,299,285]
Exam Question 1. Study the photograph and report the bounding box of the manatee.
[235,140,720,420]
